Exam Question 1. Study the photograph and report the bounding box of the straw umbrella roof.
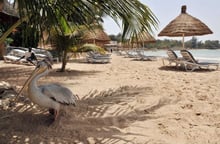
[158,5,213,37]
[0,11,18,23]
[0,0,19,24]
[82,28,110,42]
[132,31,156,44]
[129,32,155,49]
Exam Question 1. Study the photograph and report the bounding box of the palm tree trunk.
[60,49,67,72]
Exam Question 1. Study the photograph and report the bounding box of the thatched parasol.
[82,28,110,47]
[158,5,213,49]
[133,32,156,44]
[130,31,155,48]
[131,32,156,48]
[0,11,18,24]
[0,0,19,24]
[0,1,19,34]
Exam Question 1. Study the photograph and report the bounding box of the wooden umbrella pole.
[182,33,185,49]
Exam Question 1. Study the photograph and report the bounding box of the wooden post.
[0,42,5,60]
[182,33,185,49]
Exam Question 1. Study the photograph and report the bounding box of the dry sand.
[0,53,220,144]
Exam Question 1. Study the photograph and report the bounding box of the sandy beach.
[0,53,220,144]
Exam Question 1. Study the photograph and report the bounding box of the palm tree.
[0,0,158,71]
[48,26,82,72]
[49,24,110,72]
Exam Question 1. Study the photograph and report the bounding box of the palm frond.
[14,0,158,39]
[78,44,106,53]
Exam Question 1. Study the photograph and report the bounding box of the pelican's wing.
[39,84,77,106]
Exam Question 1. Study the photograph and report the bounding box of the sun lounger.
[3,55,34,65]
[3,55,20,62]
[136,51,158,61]
[86,51,111,63]
[116,50,127,56]
[165,49,184,66]
[3,49,24,63]
[87,51,111,58]
[180,50,219,71]
[124,51,139,58]
[86,57,111,63]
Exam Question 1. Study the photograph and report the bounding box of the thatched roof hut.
[0,0,19,59]
[82,28,110,47]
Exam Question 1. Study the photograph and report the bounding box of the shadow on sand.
[0,65,102,88]
[159,65,216,73]
[0,85,171,143]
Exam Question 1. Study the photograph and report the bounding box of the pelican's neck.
[29,68,49,91]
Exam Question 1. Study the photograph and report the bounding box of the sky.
[103,0,220,42]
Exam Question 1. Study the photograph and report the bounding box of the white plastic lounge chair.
[136,51,158,61]
[165,49,184,66]
[87,57,111,63]
[86,51,111,63]
[87,51,111,58]
[3,49,25,63]
[124,51,139,58]
[180,50,219,71]
[117,50,127,56]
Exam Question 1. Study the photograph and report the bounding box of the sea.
[142,49,220,63]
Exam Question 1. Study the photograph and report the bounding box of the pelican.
[18,58,77,120]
